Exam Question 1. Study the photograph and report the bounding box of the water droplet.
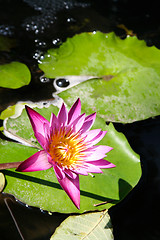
[0,25,14,36]
[67,17,76,23]
[40,75,50,83]
[52,38,61,46]
[36,6,42,11]
[55,78,70,88]
[35,29,39,34]
[40,55,45,60]
[40,208,45,213]
[64,2,69,9]
[35,39,46,47]
[33,50,44,62]
[33,25,37,30]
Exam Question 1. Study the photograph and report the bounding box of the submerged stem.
[0,161,23,170]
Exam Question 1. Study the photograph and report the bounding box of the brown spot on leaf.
[101,75,114,81]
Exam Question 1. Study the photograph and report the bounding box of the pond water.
[0,0,160,239]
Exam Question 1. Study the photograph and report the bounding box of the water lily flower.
[16,98,115,209]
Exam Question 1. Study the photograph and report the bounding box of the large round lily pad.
[0,101,141,213]
[39,31,160,123]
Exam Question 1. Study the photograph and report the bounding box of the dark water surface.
[0,0,160,239]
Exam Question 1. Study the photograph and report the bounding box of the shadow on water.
[0,192,69,240]
[109,116,160,240]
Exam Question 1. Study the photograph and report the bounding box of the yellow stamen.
[48,128,87,169]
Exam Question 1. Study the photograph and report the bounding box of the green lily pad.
[39,31,160,123]
[3,102,59,147]
[0,103,24,120]
[0,61,31,89]
[51,210,113,240]
[0,100,141,213]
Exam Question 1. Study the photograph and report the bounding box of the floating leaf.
[3,102,59,147]
[0,100,58,120]
[0,61,31,89]
[0,105,17,120]
[39,32,160,123]
[51,210,113,240]
[0,104,23,121]
[0,173,5,192]
[0,100,141,213]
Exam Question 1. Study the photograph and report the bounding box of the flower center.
[48,128,86,169]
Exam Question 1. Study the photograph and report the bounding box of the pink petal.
[34,132,47,149]
[86,145,113,161]
[57,174,80,209]
[54,165,65,180]
[64,169,77,179]
[87,130,107,146]
[73,168,88,175]
[86,159,116,169]
[33,123,50,149]
[68,98,81,124]
[25,106,49,138]
[50,112,58,127]
[85,112,96,122]
[57,103,68,126]
[43,122,51,140]
[83,129,101,142]
[50,113,59,134]
[86,152,106,161]
[16,150,52,172]
[94,145,113,154]
[84,163,103,173]
[71,113,86,132]
[80,113,96,134]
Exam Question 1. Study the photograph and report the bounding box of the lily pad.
[0,100,141,213]
[0,61,31,89]
[39,32,160,123]
[51,210,113,240]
